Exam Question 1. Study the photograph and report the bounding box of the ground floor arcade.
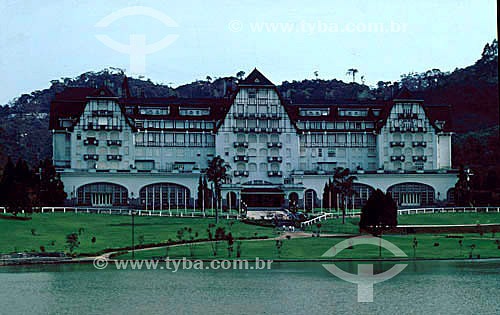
[59,171,458,210]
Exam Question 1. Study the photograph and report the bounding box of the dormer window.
[179,107,210,116]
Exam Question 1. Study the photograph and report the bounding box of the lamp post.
[131,210,138,259]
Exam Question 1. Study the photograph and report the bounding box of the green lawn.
[0,213,276,255]
[119,234,500,260]
[3,212,500,260]
[397,212,500,225]
[302,213,500,235]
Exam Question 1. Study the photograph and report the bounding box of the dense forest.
[0,40,497,181]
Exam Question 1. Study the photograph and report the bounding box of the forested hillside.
[0,41,497,170]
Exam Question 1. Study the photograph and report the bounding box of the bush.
[359,189,397,232]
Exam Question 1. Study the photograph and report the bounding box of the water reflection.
[1,260,499,314]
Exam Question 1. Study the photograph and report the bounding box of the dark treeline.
[0,158,66,215]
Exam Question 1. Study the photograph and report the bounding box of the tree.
[206,156,231,223]
[346,68,359,83]
[197,176,204,210]
[0,157,15,205]
[206,75,212,83]
[322,181,330,209]
[236,71,245,80]
[313,71,319,79]
[38,158,67,206]
[332,167,357,224]
[203,176,211,211]
[275,240,283,258]
[455,166,473,206]
[66,232,79,254]
[2,158,37,215]
[359,189,398,234]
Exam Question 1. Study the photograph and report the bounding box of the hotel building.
[50,69,457,210]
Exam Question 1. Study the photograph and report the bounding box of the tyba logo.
[95,6,179,74]
[322,236,408,302]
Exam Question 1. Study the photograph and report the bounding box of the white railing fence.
[0,206,240,219]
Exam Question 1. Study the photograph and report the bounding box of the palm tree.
[236,71,246,80]
[332,167,358,224]
[206,156,232,223]
[346,68,359,83]
[206,75,212,83]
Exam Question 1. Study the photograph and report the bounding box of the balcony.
[234,142,249,148]
[268,171,283,177]
[107,154,122,161]
[267,142,282,148]
[390,141,404,147]
[92,110,113,117]
[248,127,263,133]
[84,138,99,146]
[412,141,427,147]
[233,127,247,133]
[412,156,427,162]
[85,124,123,131]
[390,155,405,162]
[268,157,283,163]
[107,155,122,161]
[398,113,418,119]
[234,170,249,177]
[234,155,249,162]
[266,128,282,134]
[107,140,122,146]
[83,154,99,161]
[233,113,245,119]
[417,127,427,133]
[53,160,71,168]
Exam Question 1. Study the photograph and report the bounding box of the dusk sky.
[0,0,497,104]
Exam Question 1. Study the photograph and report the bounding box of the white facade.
[51,70,457,209]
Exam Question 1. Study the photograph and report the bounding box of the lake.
[1,260,499,314]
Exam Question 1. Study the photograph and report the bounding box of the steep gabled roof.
[87,86,117,98]
[214,69,301,132]
[238,68,275,87]
[393,86,424,101]
[50,87,96,130]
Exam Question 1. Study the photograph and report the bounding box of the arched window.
[249,163,257,172]
[304,189,317,211]
[447,188,455,204]
[77,182,128,206]
[352,183,375,208]
[388,182,435,207]
[140,183,190,210]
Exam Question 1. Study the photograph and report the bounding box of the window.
[328,149,336,157]
[248,89,256,98]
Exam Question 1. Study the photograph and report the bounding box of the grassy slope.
[397,213,500,225]
[2,212,500,259]
[120,234,500,260]
[0,213,276,254]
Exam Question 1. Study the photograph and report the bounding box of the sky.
[0,0,497,104]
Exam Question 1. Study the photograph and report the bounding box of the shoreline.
[3,255,500,267]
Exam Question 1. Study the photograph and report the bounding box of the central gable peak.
[239,68,275,87]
